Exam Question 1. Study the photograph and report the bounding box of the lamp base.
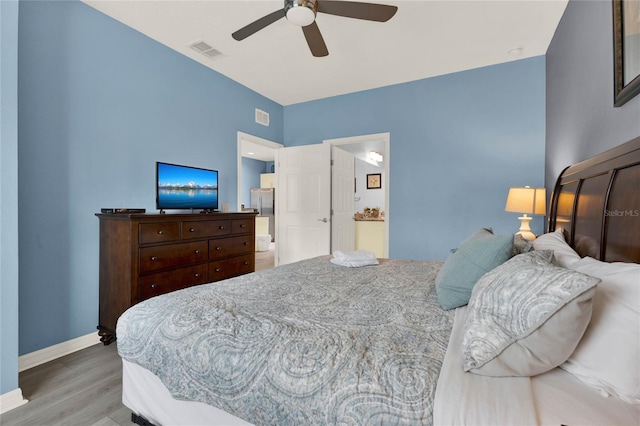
[515,214,536,241]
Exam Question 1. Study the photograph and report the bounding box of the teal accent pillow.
[436,228,513,310]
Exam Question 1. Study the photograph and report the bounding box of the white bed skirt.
[123,359,252,426]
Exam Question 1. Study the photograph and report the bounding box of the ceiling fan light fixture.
[369,151,383,163]
[285,0,317,27]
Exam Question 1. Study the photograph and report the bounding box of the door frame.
[323,132,390,258]
[236,131,283,212]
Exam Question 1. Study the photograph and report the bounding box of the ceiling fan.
[232,0,398,57]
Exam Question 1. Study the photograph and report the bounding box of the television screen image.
[156,162,219,211]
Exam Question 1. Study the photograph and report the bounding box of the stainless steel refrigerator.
[250,188,275,241]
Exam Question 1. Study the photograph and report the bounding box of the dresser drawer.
[232,218,254,234]
[139,222,180,245]
[182,220,231,239]
[208,254,254,282]
[139,241,208,274]
[209,235,254,260]
[139,264,208,301]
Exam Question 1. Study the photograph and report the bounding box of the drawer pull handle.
[151,256,158,261]
[243,261,249,265]
[158,230,164,235]
[219,226,225,230]
[150,284,157,289]
[215,268,222,272]
[244,242,249,245]
[195,249,201,254]
[216,246,222,251]
[189,228,196,232]
[194,273,201,278]
[240,224,246,228]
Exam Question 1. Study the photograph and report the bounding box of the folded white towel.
[330,250,379,267]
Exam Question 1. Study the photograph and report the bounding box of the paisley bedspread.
[117,256,453,425]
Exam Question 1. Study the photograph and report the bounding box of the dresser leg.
[97,325,116,345]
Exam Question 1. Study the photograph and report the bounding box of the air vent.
[189,40,223,60]
[190,41,213,52]
[255,108,270,126]
[202,48,222,59]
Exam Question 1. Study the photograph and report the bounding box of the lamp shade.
[505,187,546,215]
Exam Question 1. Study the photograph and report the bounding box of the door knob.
[317,218,328,223]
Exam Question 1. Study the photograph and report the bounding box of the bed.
[117,136,640,426]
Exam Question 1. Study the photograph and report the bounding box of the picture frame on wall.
[367,173,382,189]
[613,0,640,107]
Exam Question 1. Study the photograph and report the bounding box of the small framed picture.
[367,173,382,189]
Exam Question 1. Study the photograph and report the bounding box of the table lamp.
[505,186,546,241]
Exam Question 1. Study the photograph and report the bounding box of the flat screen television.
[156,162,219,212]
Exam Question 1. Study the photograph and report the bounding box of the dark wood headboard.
[548,136,640,263]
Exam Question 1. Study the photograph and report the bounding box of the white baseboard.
[19,332,101,372]
[0,387,28,414]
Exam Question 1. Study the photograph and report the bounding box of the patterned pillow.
[435,228,513,310]
[462,250,600,377]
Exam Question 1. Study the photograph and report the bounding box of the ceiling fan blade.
[302,22,329,57]
[232,8,286,41]
[317,1,397,22]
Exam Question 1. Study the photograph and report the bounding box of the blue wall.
[284,57,546,260]
[1,0,20,396]
[546,0,640,187]
[16,0,283,355]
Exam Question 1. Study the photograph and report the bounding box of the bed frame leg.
[131,412,157,426]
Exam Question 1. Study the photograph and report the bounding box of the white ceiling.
[82,0,568,106]
[240,141,281,161]
[334,139,386,167]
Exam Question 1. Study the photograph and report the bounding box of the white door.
[331,147,355,253]
[275,144,331,265]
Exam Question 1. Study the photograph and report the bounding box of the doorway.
[237,132,390,266]
[324,133,390,258]
[237,132,283,269]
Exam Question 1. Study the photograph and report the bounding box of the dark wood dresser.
[96,212,257,344]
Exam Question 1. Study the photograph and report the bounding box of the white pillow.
[562,257,640,404]
[533,228,581,268]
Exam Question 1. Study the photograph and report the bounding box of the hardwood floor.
[0,343,134,426]
[0,247,275,426]
[255,242,275,271]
